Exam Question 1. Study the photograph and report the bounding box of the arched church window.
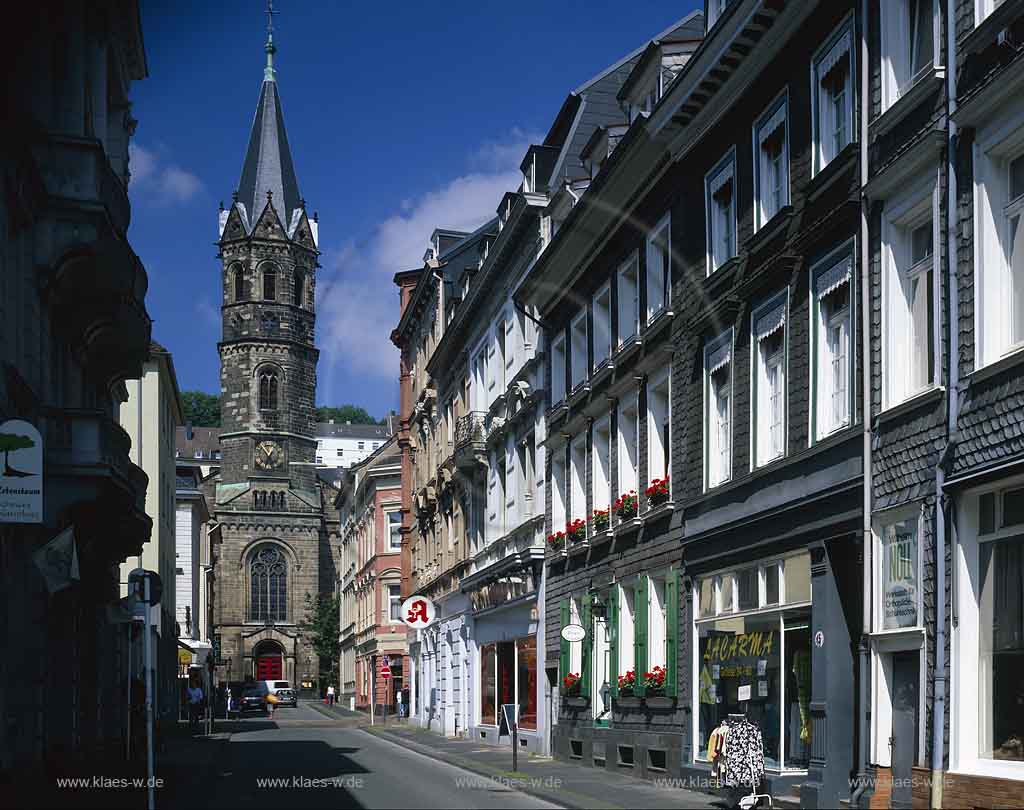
[263,268,276,301]
[258,370,278,411]
[294,272,304,308]
[234,267,245,301]
[249,545,287,622]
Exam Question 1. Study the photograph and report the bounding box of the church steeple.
[236,0,301,232]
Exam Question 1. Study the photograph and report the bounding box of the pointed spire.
[264,0,277,82]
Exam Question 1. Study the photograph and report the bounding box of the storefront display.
[695,552,812,771]
[480,635,537,730]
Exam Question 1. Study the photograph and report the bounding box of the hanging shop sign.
[560,624,586,643]
[401,594,437,628]
[882,519,919,629]
[0,419,43,523]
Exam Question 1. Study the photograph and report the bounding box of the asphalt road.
[162,702,556,810]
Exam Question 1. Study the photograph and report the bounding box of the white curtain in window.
[816,283,850,438]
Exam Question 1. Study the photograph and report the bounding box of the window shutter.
[559,599,570,681]
[633,576,648,697]
[607,587,619,696]
[580,593,592,698]
[665,568,679,698]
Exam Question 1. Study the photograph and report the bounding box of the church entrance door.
[256,655,283,680]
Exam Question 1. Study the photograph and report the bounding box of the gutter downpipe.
[931,2,959,806]
[852,0,872,804]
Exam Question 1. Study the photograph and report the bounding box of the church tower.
[211,12,333,686]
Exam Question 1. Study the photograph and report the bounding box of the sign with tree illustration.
[0,420,43,523]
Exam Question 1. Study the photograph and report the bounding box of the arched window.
[234,267,245,301]
[293,272,304,308]
[258,369,278,411]
[250,545,287,622]
[263,268,276,301]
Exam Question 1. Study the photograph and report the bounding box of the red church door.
[256,655,283,680]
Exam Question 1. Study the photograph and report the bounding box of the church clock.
[254,440,283,471]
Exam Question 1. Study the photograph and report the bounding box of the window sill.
[877,385,945,426]
[643,501,675,525]
[566,539,589,557]
[808,141,858,201]
[747,206,793,255]
[568,382,591,408]
[872,67,946,138]
[864,129,945,202]
[590,360,615,390]
[546,401,568,425]
[958,0,1022,57]
[704,256,740,293]
[613,335,643,366]
[590,528,613,546]
[968,345,1024,387]
[613,516,643,537]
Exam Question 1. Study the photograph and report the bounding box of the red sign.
[400,595,436,628]
[380,660,391,680]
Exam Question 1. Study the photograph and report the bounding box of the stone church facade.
[204,27,339,687]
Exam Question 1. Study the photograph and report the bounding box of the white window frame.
[617,252,640,346]
[387,583,402,623]
[706,0,732,31]
[881,171,939,409]
[646,213,671,323]
[570,435,587,525]
[810,243,855,443]
[705,149,737,274]
[648,572,668,671]
[811,17,855,176]
[592,416,612,515]
[753,93,790,230]
[646,368,671,488]
[593,282,613,368]
[550,333,567,405]
[952,472,1024,780]
[551,448,567,534]
[571,311,588,390]
[880,0,939,113]
[974,103,1024,369]
[617,392,639,497]
[569,596,583,675]
[618,582,635,676]
[751,292,788,469]
[704,329,733,490]
[386,509,402,552]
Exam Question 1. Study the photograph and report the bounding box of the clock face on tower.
[254,440,283,471]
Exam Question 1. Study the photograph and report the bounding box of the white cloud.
[194,297,220,330]
[128,143,203,205]
[317,130,539,388]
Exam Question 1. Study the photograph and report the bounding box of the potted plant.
[592,508,610,532]
[566,518,587,545]
[613,491,638,520]
[546,530,565,552]
[645,476,670,507]
[615,670,641,707]
[562,672,587,706]
[642,666,674,707]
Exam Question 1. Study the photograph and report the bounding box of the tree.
[181,390,221,427]
[299,592,341,687]
[0,432,35,477]
[315,404,383,424]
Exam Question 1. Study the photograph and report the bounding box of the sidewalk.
[363,724,723,810]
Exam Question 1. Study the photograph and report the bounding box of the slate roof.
[237,71,301,232]
[315,422,391,440]
[175,426,222,458]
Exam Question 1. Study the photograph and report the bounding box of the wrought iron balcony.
[453,412,488,470]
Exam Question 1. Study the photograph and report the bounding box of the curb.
[362,726,615,810]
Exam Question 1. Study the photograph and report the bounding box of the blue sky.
[130,0,700,420]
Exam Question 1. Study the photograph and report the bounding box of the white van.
[260,680,296,707]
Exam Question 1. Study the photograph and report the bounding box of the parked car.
[275,687,297,707]
[238,688,267,715]
[260,679,292,696]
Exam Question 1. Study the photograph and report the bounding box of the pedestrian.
[226,687,236,719]
[327,684,335,706]
[266,690,279,719]
[187,681,205,732]
[396,687,404,719]
[401,686,410,719]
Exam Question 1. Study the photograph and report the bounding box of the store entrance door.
[890,651,919,809]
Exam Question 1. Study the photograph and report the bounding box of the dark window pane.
[765,564,780,605]
[980,492,997,534]
[737,568,758,611]
[1002,488,1024,528]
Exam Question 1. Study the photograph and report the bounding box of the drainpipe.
[852,0,873,804]
[931,3,959,806]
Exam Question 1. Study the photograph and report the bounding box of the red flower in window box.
[613,491,638,519]
[645,476,670,506]
[562,672,581,696]
[617,669,637,696]
[592,508,610,532]
[642,665,667,694]
[546,530,565,551]
[566,518,587,544]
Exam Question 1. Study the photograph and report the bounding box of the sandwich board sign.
[0,419,43,523]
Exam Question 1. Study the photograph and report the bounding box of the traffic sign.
[380,659,392,680]
[400,595,437,628]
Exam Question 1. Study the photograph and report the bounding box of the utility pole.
[144,576,155,810]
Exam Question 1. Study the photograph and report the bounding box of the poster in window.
[882,519,919,629]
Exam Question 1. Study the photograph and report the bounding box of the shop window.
[737,567,759,612]
[617,253,640,345]
[593,283,612,368]
[706,151,736,274]
[646,214,671,322]
[877,516,921,630]
[481,643,496,725]
[648,748,667,772]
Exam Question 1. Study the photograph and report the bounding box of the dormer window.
[523,161,534,194]
[706,0,734,30]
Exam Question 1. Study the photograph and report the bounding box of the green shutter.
[580,593,592,698]
[559,599,569,681]
[665,568,679,698]
[607,586,619,697]
[634,576,648,697]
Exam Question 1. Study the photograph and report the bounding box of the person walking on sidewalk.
[327,684,335,706]
[187,683,205,732]
[396,687,404,719]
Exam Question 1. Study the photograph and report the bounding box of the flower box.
[565,696,590,708]
[645,696,676,710]
[613,491,639,520]
[614,696,642,709]
[562,672,582,697]
[546,530,566,552]
[566,518,587,545]
[645,476,670,507]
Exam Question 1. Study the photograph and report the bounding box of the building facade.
[316,420,393,470]
[335,437,406,711]
[0,0,152,783]
[205,27,340,689]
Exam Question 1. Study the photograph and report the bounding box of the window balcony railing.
[453,411,488,470]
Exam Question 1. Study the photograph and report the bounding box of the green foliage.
[299,592,341,681]
[315,404,383,425]
[181,390,221,427]
[0,433,35,454]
